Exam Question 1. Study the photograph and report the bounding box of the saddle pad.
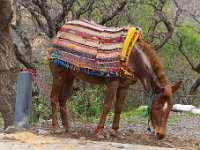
[48,19,129,77]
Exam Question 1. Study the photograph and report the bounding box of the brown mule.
[49,38,181,139]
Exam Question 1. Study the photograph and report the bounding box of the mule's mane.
[137,39,172,97]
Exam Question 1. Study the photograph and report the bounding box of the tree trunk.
[189,78,200,95]
[0,0,20,128]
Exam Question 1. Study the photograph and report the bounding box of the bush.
[67,85,105,122]
[30,96,51,124]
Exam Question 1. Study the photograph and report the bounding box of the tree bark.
[0,0,20,128]
[189,78,200,95]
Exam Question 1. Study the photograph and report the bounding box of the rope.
[144,90,153,132]
[24,69,97,133]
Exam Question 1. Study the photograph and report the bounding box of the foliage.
[175,26,200,63]
[159,24,200,98]
[30,96,51,124]
[185,111,200,117]
[120,106,147,118]
[0,113,3,128]
[67,85,105,122]
[193,98,200,107]
[167,115,180,126]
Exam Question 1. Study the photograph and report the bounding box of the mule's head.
[149,81,181,139]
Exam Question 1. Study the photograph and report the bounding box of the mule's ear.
[172,81,182,93]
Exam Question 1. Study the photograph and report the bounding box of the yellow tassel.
[121,27,136,61]
[120,26,143,78]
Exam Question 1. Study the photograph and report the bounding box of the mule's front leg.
[97,81,119,134]
[112,86,128,136]
[50,76,63,133]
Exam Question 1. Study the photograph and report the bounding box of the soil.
[0,111,200,150]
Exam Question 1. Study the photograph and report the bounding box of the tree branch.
[124,8,135,25]
[172,0,200,25]
[32,0,56,38]
[189,78,200,95]
[55,0,77,31]
[13,44,35,69]
[99,0,127,25]
[135,0,174,50]
[74,0,95,19]
[153,0,174,50]
[10,23,35,69]
[172,33,200,73]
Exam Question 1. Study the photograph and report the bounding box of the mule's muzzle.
[156,132,165,140]
[155,129,166,140]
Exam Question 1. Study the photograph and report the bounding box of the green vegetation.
[30,96,51,124]
[119,106,148,123]
[185,111,200,117]
[167,115,180,126]
[0,113,3,128]
[193,98,200,107]
[67,85,104,122]
[120,106,148,119]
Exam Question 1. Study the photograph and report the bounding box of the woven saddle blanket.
[48,19,141,77]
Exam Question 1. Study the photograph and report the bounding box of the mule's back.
[48,20,129,77]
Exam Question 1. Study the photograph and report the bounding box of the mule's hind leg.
[112,86,129,136]
[58,70,75,132]
[96,81,119,134]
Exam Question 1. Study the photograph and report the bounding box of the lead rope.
[24,69,97,133]
[144,90,153,132]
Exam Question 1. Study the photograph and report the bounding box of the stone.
[36,129,50,135]
[71,131,78,136]
[79,136,86,141]
[5,126,16,134]
[97,134,105,139]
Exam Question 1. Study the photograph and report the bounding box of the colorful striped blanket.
[48,19,142,77]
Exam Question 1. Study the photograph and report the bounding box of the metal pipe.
[14,71,32,128]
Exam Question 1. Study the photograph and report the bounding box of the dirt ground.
[0,132,182,150]
[0,111,200,150]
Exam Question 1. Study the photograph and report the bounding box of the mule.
[48,20,181,139]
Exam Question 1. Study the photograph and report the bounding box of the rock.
[53,128,65,134]
[38,118,46,125]
[116,145,124,148]
[97,134,105,139]
[105,133,110,139]
[36,129,50,135]
[78,140,87,145]
[191,109,200,114]
[128,128,135,133]
[79,136,86,141]
[5,126,16,134]
[71,131,78,136]
[172,104,196,112]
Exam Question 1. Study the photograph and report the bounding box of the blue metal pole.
[14,71,32,128]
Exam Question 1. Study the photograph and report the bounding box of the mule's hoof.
[53,128,65,134]
[110,129,119,136]
[110,129,124,139]
[95,128,104,135]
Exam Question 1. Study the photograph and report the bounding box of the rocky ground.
[0,111,200,150]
